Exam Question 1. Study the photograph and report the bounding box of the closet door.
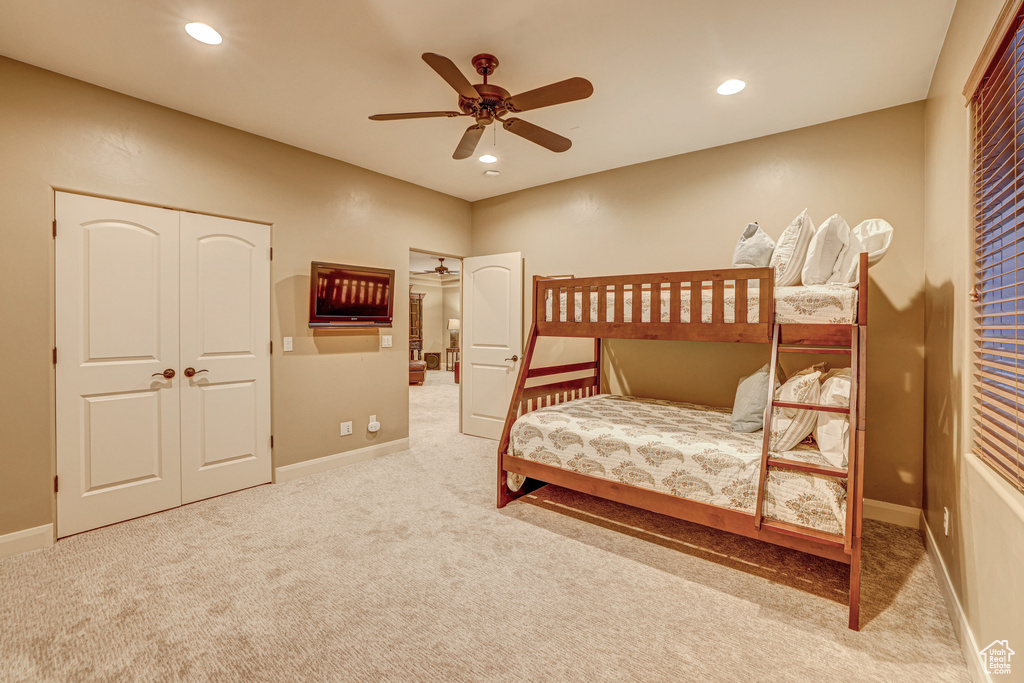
[178,212,271,504]
[55,192,182,537]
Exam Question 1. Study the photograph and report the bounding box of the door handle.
[152,368,175,379]
[184,367,208,378]
[505,355,519,362]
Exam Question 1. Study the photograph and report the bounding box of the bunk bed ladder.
[753,325,781,531]
[753,325,855,535]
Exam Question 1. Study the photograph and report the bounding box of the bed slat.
[712,280,725,324]
[735,279,748,324]
[669,281,681,323]
[690,281,702,324]
[650,282,661,322]
[759,275,772,324]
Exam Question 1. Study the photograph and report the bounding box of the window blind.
[973,7,1024,494]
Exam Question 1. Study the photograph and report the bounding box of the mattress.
[508,394,846,535]
[545,282,858,325]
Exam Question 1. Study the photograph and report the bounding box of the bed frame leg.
[497,468,513,508]
[848,536,862,631]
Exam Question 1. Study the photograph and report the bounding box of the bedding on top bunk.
[545,283,858,325]
[508,394,846,535]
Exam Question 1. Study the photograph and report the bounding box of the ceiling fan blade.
[422,53,480,101]
[369,111,464,121]
[505,77,594,113]
[453,125,485,160]
[501,118,572,153]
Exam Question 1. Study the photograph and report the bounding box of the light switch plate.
[381,335,392,348]
[340,421,352,436]
[283,336,293,352]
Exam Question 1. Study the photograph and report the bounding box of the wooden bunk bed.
[497,252,869,630]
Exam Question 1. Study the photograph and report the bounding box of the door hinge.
[270,340,273,354]
[52,220,57,238]
[54,475,59,493]
[52,347,57,365]
[270,247,273,261]
[270,435,274,448]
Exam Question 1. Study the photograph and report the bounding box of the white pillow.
[733,223,776,268]
[828,218,894,287]
[770,363,826,452]
[815,368,851,467]
[769,209,815,286]
[801,214,850,285]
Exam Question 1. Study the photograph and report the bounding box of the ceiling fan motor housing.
[460,84,510,124]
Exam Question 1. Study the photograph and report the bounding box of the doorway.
[408,249,462,430]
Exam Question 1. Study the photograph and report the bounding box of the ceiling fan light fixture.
[479,154,498,163]
[717,79,746,95]
[185,22,223,45]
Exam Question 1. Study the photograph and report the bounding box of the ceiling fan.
[370,53,593,160]
[418,258,451,276]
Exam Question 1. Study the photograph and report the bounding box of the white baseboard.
[863,498,922,528]
[274,437,410,484]
[0,524,54,560]
[923,518,989,683]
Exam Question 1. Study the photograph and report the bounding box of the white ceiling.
[0,1,955,202]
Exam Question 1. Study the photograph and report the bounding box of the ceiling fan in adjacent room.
[418,258,451,277]
[370,53,593,159]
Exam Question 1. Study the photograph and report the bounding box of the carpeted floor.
[0,370,969,682]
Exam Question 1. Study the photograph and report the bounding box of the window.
[972,3,1024,494]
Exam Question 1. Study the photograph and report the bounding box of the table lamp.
[447,318,460,348]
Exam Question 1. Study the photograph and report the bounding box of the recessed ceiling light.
[185,22,222,45]
[479,154,498,164]
[717,79,745,95]
[483,170,500,177]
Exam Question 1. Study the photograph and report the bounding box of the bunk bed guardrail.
[534,267,776,342]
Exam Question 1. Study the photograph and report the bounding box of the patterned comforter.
[546,283,858,325]
[509,394,847,535]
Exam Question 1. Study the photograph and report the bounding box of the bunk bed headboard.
[533,267,776,342]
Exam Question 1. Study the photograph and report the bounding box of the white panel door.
[55,192,182,537]
[179,212,271,504]
[461,252,522,439]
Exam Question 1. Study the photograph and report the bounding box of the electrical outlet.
[381,335,392,348]
[283,336,293,352]
[340,421,352,436]
[943,507,950,536]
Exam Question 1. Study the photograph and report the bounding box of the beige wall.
[473,103,926,508]
[0,57,471,537]
[923,0,1024,664]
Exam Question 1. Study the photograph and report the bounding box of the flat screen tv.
[309,261,395,328]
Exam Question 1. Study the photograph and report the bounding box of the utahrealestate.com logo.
[980,640,1015,676]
